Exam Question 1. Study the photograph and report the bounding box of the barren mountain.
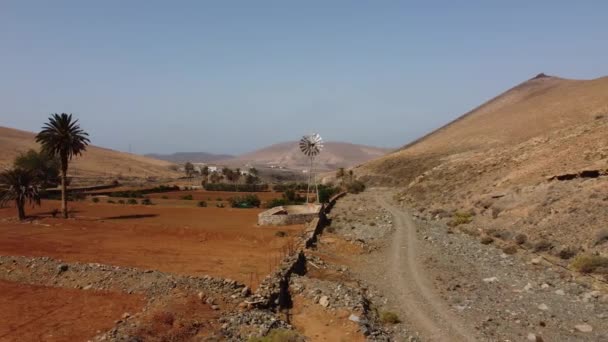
[223,141,392,170]
[145,152,234,164]
[357,73,608,255]
[0,126,179,180]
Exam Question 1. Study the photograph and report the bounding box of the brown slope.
[0,126,179,179]
[223,141,392,171]
[360,74,608,184]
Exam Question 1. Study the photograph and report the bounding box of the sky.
[1,1,607,155]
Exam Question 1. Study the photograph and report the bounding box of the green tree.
[14,149,60,188]
[249,167,259,177]
[233,168,242,190]
[184,162,195,178]
[200,166,210,182]
[209,171,222,184]
[35,113,90,218]
[0,168,41,220]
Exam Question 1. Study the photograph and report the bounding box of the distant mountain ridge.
[145,152,234,164]
[221,141,393,170]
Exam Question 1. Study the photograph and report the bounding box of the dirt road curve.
[376,194,477,342]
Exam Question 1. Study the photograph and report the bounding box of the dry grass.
[380,311,400,324]
[570,255,608,274]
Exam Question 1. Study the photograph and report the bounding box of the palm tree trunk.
[16,199,25,221]
[61,165,68,218]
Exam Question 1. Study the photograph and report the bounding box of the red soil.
[0,201,303,288]
[0,279,145,342]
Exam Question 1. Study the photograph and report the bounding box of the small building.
[258,204,321,226]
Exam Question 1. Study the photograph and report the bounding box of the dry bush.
[380,311,400,324]
[570,255,608,273]
[480,236,494,245]
[514,233,527,245]
[249,329,304,342]
[594,230,608,246]
[447,212,472,227]
[502,245,518,255]
[459,225,480,237]
[275,231,287,237]
[558,247,577,260]
[533,240,553,252]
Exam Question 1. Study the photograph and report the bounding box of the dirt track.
[377,194,477,341]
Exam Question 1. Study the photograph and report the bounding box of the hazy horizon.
[2,1,607,155]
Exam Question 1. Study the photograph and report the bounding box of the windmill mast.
[299,133,323,204]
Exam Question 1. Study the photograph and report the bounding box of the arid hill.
[0,126,179,180]
[223,141,392,171]
[358,74,608,254]
[145,152,234,164]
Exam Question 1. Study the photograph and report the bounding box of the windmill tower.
[299,133,323,204]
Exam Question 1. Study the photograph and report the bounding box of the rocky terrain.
[322,189,608,341]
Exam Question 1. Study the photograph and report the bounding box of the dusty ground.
[0,279,145,342]
[0,200,302,288]
[323,190,608,341]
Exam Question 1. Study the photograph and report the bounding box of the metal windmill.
[299,133,324,203]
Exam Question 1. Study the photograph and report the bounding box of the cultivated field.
[0,190,305,340]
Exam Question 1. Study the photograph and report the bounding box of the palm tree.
[0,168,41,220]
[36,113,90,218]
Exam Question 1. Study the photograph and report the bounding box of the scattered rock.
[574,323,593,333]
[319,295,330,308]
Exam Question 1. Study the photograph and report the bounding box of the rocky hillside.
[358,74,608,254]
[0,126,179,180]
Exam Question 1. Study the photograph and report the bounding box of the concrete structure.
[258,204,322,226]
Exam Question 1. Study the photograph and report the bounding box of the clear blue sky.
[1,1,607,155]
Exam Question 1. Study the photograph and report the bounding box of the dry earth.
[324,190,608,341]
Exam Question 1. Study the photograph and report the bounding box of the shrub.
[107,199,115,204]
[346,180,366,194]
[249,328,304,342]
[317,184,339,203]
[558,247,577,260]
[197,200,207,207]
[216,197,222,201]
[370,222,376,227]
[141,198,153,205]
[118,199,126,204]
[216,202,225,208]
[533,240,553,252]
[594,229,608,246]
[570,254,608,273]
[275,231,287,237]
[161,195,169,199]
[447,212,472,227]
[229,194,261,208]
[514,233,527,245]
[380,311,400,324]
[127,198,138,205]
[480,236,494,245]
[91,197,100,203]
[502,245,518,255]
[266,198,289,208]
[181,194,193,200]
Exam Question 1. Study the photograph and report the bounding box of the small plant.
[107,199,115,204]
[118,199,126,204]
[346,180,366,194]
[181,194,194,200]
[91,197,100,203]
[216,202,225,208]
[480,236,494,245]
[594,229,608,246]
[197,200,207,207]
[275,231,287,237]
[379,311,400,324]
[558,247,577,260]
[514,233,527,245]
[447,212,472,227]
[127,198,138,205]
[533,240,553,252]
[51,208,60,217]
[502,245,518,255]
[141,198,153,205]
[216,197,222,201]
[161,195,169,199]
[248,329,304,342]
[570,254,608,273]
[370,222,376,227]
